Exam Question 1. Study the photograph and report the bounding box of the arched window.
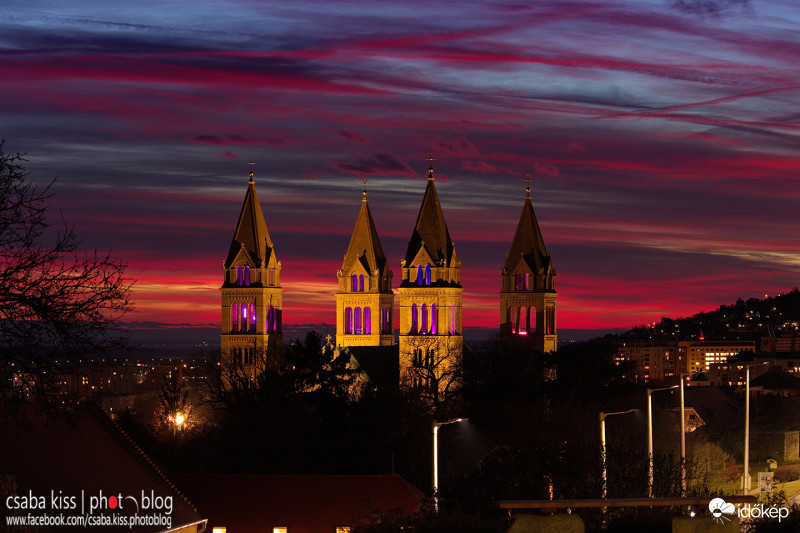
[345,307,353,334]
[355,307,362,334]
[268,267,275,286]
[237,266,243,286]
[249,303,256,332]
[515,273,522,291]
[411,303,418,333]
[431,304,437,334]
[241,304,248,332]
[267,305,274,333]
[244,266,251,286]
[416,265,423,285]
[450,305,457,335]
[232,303,239,331]
[364,307,371,334]
[421,304,427,334]
[359,274,364,292]
[425,265,431,285]
[524,272,529,290]
[352,274,358,291]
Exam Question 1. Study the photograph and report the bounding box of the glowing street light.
[743,362,769,494]
[599,409,637,500]
[647,385,678,498]
[433,418,468,513]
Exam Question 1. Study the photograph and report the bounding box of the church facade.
[220,161,556,387]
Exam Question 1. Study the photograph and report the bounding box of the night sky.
[2,1,799,333]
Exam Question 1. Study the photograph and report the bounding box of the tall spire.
[225,163,275,268]
[503,180,552,275]
[341,189,387,275]
[403,160,455,266]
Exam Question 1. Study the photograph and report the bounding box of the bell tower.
[500,180,556,352]
[397,159,462,400]
[336,188,394,347]
[220,161,283,376]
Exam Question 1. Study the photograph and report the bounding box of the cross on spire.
[248,157,256,182]
[524,175,532,198]
[359,176,369,200]
[426,153,436,180]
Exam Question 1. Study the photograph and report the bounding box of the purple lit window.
[352,274,358,291]
[431,304,437,334]
[237,266,243,286]
[244,266,251,286]
[524,272,529,290]
[411,304,417,333]
[364,307,371,334]
[355,307,362,334]
[425,265,431,286]
[345,307,353,334]
[421,304,427,334]
[250,303,256,332]
[416,265,423,285]
[232,303,239,331]
[359,274,364,292]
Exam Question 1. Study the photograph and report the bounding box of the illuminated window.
[359,274,364,292]
[355,307,362,334]
[352,274,358,291]
[232,304,239,331]
[524,272,529,290]
[336,527,351,533]
[421,304,427,334]
[244,265,250,286]
[249,303,256,332]
[345,307,353,334]
[416,265,423,285]
[411,304,418,333]
[212,528,227,533]
[364,307,371,334]
[237,266,243,286]
[273,528,288,533]
[425,265,431,285]
[431,304,437,334]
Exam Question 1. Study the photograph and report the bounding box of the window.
[345,307,353,334]
[515,273,522,291]
[364,307,371,334]
[431,304,437,334]
[268,267,275,285]
[336,527,351,533]
[212,528,227,533]
[524,272,529,290]
[249,303,256,332]
[411,304,418,333]
[273,528,288,533]
[416,265,423,285]
[425,265,431,285]
[244,266,250,286]
[355,307,362,334]
[232,304,238,331]
[267,305,274,333]
[421,304,427,334]
[352,274,358,291]
[237,266,243,286]
[359,274,364,292]
[241,304,248,332]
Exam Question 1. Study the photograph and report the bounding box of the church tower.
[397,161,462,398]
[336,189,394,347]
[220,162,283,375]
[500,182,557,352]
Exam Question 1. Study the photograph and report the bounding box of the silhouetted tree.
[0,144,132,405]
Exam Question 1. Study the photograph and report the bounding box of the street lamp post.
[680,373,689,497]
[432,417,467,513]
[743,362,769,494]
[647,385,678,498]
[599,409,637,500]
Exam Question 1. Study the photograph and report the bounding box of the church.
[220,160,557,392]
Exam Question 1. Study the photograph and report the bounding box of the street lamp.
[433,418,467,513]
[599,409,637,499]
[743,362,769,494]
[647,385,678,498]
[679,373,689,496]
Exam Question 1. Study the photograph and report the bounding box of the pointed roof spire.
[225,162,275,267]
[403,159,455,265]
[341,188,387,275]
[504,179,552,274]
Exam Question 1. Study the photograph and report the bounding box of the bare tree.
[0,144,133,404]
[402,335,462,408]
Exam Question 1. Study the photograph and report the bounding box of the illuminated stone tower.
[397,161,462,397]
[220,162,283,375]
[336,189,394,347]
[500,181,556,352]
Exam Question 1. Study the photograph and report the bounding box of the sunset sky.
[2,0,799,334]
